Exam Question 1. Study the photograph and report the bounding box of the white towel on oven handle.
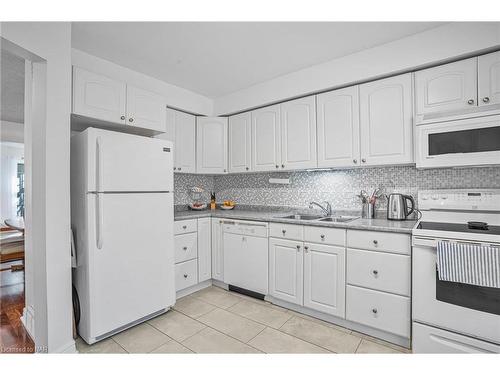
[436,241,500,288]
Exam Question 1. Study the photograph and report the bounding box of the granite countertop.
[174,206,416,234]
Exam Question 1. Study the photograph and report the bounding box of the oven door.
[412,236,500,344]
[415,114,500,168]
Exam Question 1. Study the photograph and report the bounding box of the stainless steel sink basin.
[280,214,325,221]
[318,216,359,223]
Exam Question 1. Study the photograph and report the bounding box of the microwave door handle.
[96,193,104,249]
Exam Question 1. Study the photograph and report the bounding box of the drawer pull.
[182,225,187,229]
[304,246,309,253]
[372,308,378,314]
[372,270,378,276]
[373,240,378,245]
[183,274,188,279]
[296,245,301,251]
[182,246,187,251]
[320,234,325,240]
[282,229,286,235]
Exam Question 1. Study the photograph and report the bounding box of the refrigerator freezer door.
[87,192,174,338]
[86,128,173,192]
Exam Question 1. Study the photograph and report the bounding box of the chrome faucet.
[309,201,332,217]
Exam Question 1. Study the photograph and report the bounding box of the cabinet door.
[304,243,345,317]
[251,105,281,172]
[359,73,413,166]
[126,85,167,133]
[72,67,126,124]
[269,238,303,305]
[168,109,196,174]
[196,117,228,174]
[228,112,252,173]
[211,218,223,281]
[415,58,478,115]
[316,86,360,168]
[478,51,500,107]
[280,96,317,170]
[197,218,212,283]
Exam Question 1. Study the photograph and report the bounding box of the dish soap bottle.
[210,192,216,210]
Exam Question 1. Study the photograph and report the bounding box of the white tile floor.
[76,286,410,354]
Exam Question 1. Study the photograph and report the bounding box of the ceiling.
[1,49,25,124]
[72,22,445,98]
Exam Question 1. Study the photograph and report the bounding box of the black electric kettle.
[387,193,415,221]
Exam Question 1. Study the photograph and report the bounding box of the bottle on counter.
[210,191,216,210]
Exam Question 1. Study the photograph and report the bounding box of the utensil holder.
[362,203,375,219]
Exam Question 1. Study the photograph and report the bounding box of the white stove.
[412,189,500,353]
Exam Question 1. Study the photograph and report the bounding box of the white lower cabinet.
[269,238,304,305]
[175,259,198,292]
[197,217,212,283]
[303,243,345,318]
[211,218,224,282]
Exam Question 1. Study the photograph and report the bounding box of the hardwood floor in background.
[0,262,34,354]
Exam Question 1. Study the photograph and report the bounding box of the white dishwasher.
[222,220,269,297]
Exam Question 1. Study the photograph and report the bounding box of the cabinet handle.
[120,115,126,120]
[282,229,286,235]
[320,234,325,240]
[129,118,134,122]
[246,167,249,171]
[304,246,309,252]
[174,167,177,170]
[372,270,378,276]
[281,164,285,168]
[361,158,366,163]
[296,245,301,251]
[275,165,279,169]
[353,159,357,164]
[483,97,490,103]
[178,167,182,171]
[224,169,227,172]
[467,99,475,105]
[183,246,187,251]
[373,240,378,245]
[183,274,188,279]
[182,225,187,229]
[372,308,378,314]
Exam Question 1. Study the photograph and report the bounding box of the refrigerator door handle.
[96,136,103,192]
[96,193,104,249]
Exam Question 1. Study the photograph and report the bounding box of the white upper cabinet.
[251,104,281,172]
[162,108,196,174]
[478,51,500,107]
[196,117,228,174]
[316,86,360,168]
[415,58,478,116]
[73,67,127,124]
[359,73,413,166]
[280,96,317,170]
[303,243,345,318]
[228,112,252,173]
[126,85,167,133]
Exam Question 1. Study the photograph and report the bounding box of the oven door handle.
[412,236,439,248]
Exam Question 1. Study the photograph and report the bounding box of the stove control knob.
[431,194,439,200]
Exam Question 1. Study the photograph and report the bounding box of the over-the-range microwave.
[415,114,500,168]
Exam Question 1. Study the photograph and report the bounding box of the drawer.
[269,223,303,241]
[347,248,410,296]
[175,259,198,291]
[346,230,410,255]
[346,285,410,338]
[174,219,197,235]
[304,226,345,246]
[174,233,198,264]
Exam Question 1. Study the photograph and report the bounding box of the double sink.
[278,214,359,223]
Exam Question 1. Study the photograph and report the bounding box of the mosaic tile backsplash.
[175,166,500,211]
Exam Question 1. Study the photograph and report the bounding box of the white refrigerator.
[71,127,175,344]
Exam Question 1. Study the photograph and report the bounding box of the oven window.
[436,272,500,315]
[428,126,500,156]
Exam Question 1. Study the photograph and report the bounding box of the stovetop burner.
[417,221,500,235]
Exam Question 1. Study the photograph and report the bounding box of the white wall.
[72,48,213,116]
[214,22,500,115]
[0,22,74,353]
[0,120,24,143]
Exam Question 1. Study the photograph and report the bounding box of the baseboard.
[267,296,411,349]
[176,279,212,299]
[21,305,35,340]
